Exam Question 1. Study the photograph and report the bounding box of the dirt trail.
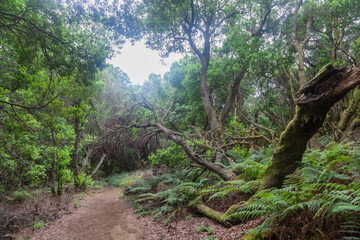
[29,188,145,240]
[22,186,258,240]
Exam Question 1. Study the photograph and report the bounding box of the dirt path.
[28,188,145,240]
[20,186,260,240]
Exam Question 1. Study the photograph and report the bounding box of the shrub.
[77,172,94,188]
[12,190,32,202]
[33,219,45,230]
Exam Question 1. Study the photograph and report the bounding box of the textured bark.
[350,115,360,131]
[338,87,360,132]
[73,117,81,188]
[191,204,229,227]
[219,66,247,126]
[191,202,243,227]
[50,129,57,196]
[81,147,93,172]
[260,65,360,190]
[89,153,106,177]
[291,0,311,88]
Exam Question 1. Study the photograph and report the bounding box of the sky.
[108,40,183,85]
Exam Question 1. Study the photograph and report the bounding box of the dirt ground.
[20,188,145,240]
[17,187,258,240]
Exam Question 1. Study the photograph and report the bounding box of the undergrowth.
[126,142,360,239]
[105,171,146,188]
[235,141,360,240]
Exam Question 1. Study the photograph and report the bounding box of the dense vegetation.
[1,0,360,239]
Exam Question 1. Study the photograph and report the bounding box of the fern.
[234,142,360,239]
[341,215,360,239]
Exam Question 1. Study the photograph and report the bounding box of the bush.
[33,219,44,230]
[105,172,145,188]
[25,164,47,187]
[77,172,94,188]
[12,190,32,202]
[149,144,188,168]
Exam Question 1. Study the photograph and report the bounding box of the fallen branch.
[89,153,106,177]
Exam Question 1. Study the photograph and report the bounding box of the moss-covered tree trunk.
[338,87,360,132]
[260,65,360,190]
[191,202,243,227]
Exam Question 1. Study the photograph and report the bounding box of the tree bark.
[259,65,360,190]
[291,0,311,88]
[89,153,106,177]
[338,87,360,132]
[191,202,244,227]
[50,129,57,196]
[72,117,81,189]
[82,146,93,172]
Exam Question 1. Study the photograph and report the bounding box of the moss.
[191,202,244,227]
[259,105,327,190]
[298,63,334,95]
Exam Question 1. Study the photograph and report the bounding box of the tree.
[127,0,281,179]
[0,0,117,193]
[260,64,360,190]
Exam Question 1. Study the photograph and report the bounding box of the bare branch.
[291,0,303,47]
[219,66,247,125]
[161,91,176,123]
[0,87,68,111]
[241,112,276,140]
[89,154,106,177]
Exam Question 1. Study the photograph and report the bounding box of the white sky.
[108,40,183,85]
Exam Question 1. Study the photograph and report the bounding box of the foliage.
[1,0,360,239]
[74,198,80,208]
[32,219,45,230]
[105,171,146,188]
[128,142,360,239]
[11,190,33,202]
[76,172,94,189]
[149,144,188,168]
[231,142,360,239]
[127,168,210,222]
[231,147,273,180]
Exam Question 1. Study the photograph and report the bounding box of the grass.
[105,171,147,188]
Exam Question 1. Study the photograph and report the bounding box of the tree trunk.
[89,153,106,177]
[259,65,360,190]
[73,117,81,189]
[82,146,93,172]
[50,129,57,196]
[291,0,311,88]
[350,115,360,131]
[191,202,244,227]
[338,87,360,132]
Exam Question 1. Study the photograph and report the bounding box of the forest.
[1,0,360,239]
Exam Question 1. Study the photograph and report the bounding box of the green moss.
[298,63,333,93]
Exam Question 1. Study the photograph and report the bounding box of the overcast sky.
[108,40,183,85]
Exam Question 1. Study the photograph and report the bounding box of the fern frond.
[331,202,360,214]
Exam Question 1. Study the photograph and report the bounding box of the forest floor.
[14,186,259,240]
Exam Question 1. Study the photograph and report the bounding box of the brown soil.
[16,187,260,240]
[21,188,145,240]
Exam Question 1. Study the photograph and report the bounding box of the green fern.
[234,142,360,239]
